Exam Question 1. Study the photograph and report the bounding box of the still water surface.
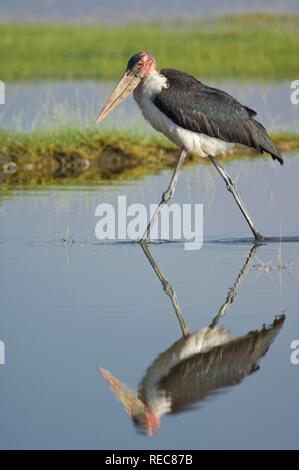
[1,0,298,23]
[0,154,298,449]
[2,80,298,132]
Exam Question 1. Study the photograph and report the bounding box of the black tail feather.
[270,151,284,166]
[253,119,284,166]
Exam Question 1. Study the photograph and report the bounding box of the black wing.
[154,69,283,164]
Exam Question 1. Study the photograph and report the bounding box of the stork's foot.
[254,232,267,243]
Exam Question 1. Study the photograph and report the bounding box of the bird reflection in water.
[100,244,285,436]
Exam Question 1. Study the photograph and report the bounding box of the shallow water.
[0,153,299,449]
[1,0,299,23]
[2,79,298,132]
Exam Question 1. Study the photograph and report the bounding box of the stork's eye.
[137,61,142,68]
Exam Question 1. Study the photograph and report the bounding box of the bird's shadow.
[92,235,299,248]
[207,235,299,245]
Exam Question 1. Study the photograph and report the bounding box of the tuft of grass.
[0,14,299,81]
[1,127,299,188]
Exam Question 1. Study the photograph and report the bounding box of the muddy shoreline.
[1,131,298,187]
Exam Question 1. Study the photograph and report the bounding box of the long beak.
[96,72,141,124]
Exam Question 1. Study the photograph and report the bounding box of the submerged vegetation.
[0,13,299,81]
[1,128,299,188]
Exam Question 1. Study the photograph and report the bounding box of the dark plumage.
[157,316,285,414]
[154,69,283,165]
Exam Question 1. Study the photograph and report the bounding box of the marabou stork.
[96,51,283,242]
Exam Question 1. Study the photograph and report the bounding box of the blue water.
[0,0,298,23]
[2,79,298,132]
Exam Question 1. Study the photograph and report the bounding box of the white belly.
[134,81,232,158]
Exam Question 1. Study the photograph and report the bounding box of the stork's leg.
[209,156,264,241]
[140,241,190,338]
[141,148,187,242]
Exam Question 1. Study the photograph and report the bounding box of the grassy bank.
[0,13,299,81]
[1,128,299,188]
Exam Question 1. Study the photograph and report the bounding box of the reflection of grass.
[1,127,299,188]
[1,13,299,81]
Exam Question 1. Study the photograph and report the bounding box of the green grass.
[0,13,299,81]
[1,127,299,188]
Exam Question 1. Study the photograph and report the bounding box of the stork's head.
[126,51,156,78]
[96,51,155,124]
